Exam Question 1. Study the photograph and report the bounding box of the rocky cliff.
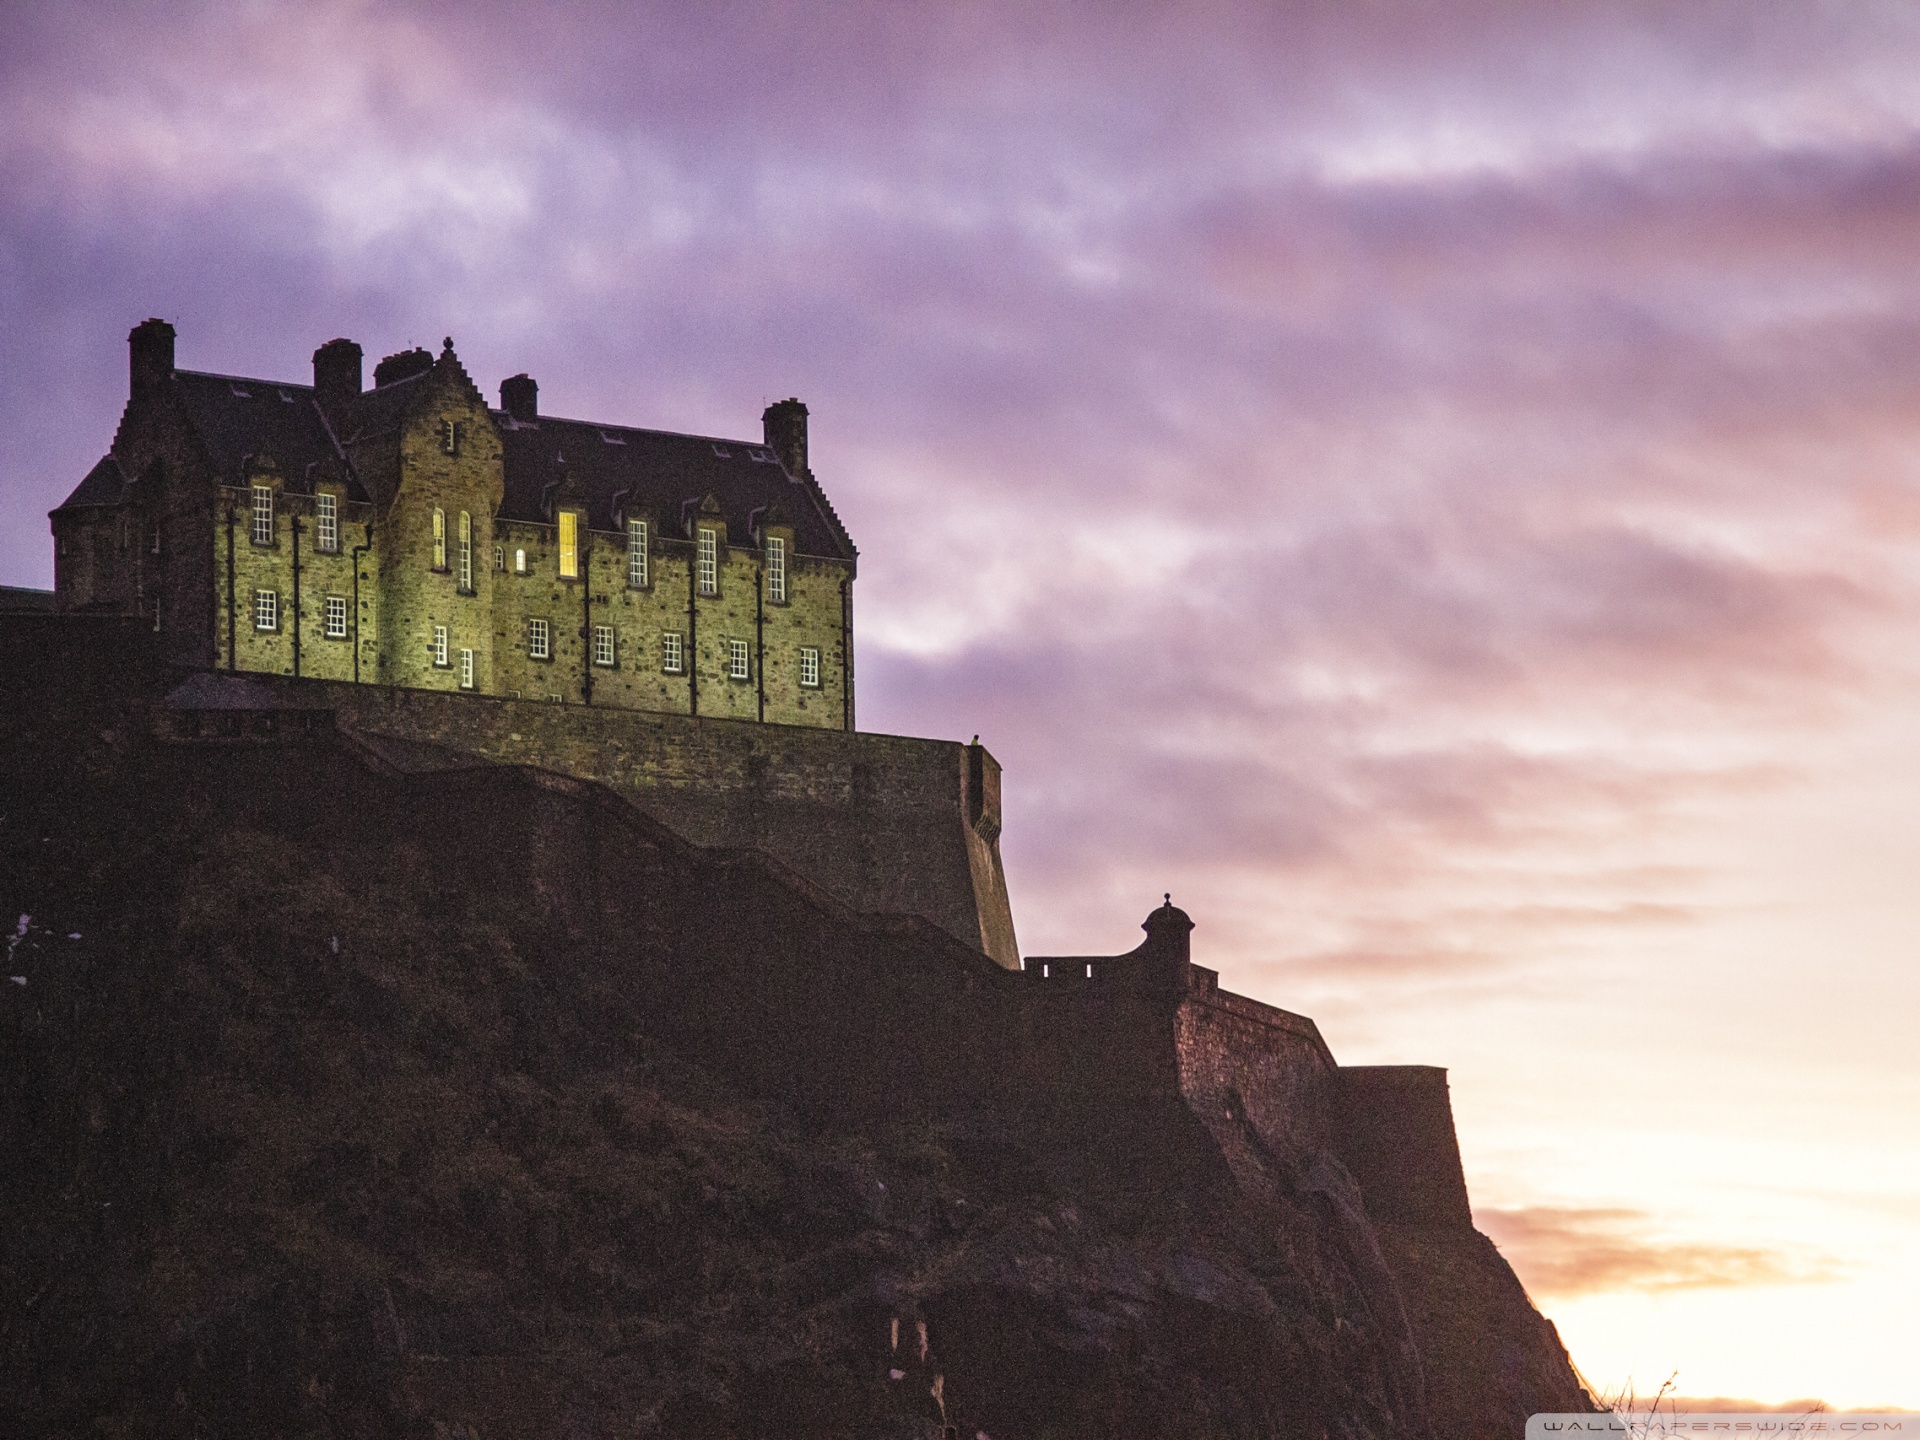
[0,623,1591,1438]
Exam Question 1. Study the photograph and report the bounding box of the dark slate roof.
[0,586,57,613]
[497,414,855,561]
[72,355,856,565]
[170,371,361,499]
[54,454,129,510]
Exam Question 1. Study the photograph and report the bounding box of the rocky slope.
[0,629,1591,1438]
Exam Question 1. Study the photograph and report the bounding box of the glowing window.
[315,493,338,553]
[514,548,527,574]
[765,535,786,604]
[558,511,580,579]
[432,508,446,570]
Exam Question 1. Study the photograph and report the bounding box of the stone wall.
[1337,1066,1475,1228]
[211,482,379,683]
[241,669,1019,970]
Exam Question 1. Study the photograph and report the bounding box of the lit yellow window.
[558,511,579,579]
[432,507,446,570]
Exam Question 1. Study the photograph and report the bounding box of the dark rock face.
[0,625,1592,1438]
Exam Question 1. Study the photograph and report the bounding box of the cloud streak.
[1477,1206,1843,1299]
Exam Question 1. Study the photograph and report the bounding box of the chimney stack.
[129,318,175,397]
[500,373,538,423]
[312,338,362,414]
[763,398,809,479]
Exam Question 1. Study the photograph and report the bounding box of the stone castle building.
[51,320,855,729]
[3,318,1596,1430]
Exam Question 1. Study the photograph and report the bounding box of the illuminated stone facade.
[51,321,857,729]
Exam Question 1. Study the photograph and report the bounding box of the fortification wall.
[0,618,1015,969]
[295,678,1018,968]
[1176,968,1341,1171]
[1337,1066,1475,1228]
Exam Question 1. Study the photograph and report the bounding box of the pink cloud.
[1476,1206,1843,1299]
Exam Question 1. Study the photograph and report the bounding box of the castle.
[0,320,1594,1433]
[51,320,854,728]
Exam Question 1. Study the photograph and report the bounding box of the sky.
[3,0,1917,1409]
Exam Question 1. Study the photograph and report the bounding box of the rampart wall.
[0,614,1473,1233]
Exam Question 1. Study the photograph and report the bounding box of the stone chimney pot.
[501,373,538,423]
[129,318,175,397]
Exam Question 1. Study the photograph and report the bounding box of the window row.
[248,486,344,553]
[522,617,821,686]
[482,519,791,601]
[241,592,822,692]
[251,589,353,639]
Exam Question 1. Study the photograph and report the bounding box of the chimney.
[763,397,809,478]
[312,338,362,413]
[373,347,434,387]
[129,318,175,397]
[500,373,538,423]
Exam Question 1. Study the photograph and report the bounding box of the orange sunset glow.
[3,2,1918,1409]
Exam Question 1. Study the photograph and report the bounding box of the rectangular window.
[250,485,274,545]
[627,519,649,588]
[440,418,460,455]
[766,535,787,604]
[799,646,821,689]
[324,595,348,638]
[315,493,338,553]
[432,624,449,668]
[558,511,579,579]
[728,638,750,680]
[432,507,446,570]
[459,648,475,690]
[254,588,278,631]
[593,624,615,667]
[697,526,718,595]
[458,511,473,591]
[528,617,550,660]
[661,632,684,674]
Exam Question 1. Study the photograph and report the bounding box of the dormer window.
[558,511,581,579]
[439,418,461,456]
[250,485,274,545]
[431,508,447,570]
[765,535,787,604]
[697,526,718,596]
